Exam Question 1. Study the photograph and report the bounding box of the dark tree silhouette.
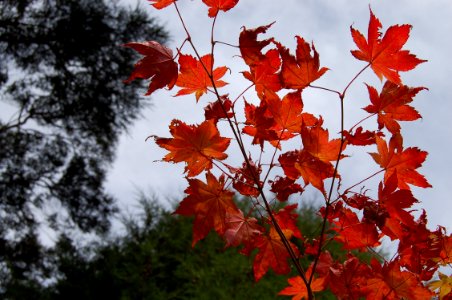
[0,0,168,293]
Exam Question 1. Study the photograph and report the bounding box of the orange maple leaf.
[369,134,431,189]
[364,81,425,134]
[147,0,175,9]
[175,54,228,101]
[279,267,326,300]
[351,8,426,84]
[277,37,329,90]
[202,0,239,17]
[124,41,178,96]
[174,173,239,246]
[154,119,230,177]
[301,120,346,163]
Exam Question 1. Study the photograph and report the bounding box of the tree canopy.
[0,0,168,293]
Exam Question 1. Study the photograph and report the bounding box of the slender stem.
[349,113,376,132]
[343,169,384,194]
[309,84,341,97]
[342,63,370,97]
[309,94,346,286]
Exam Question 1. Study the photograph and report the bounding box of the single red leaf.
[273,204,303,240]
[147,0,175,9]
[223,210,263,248]
[342,126,382,146]
[154,119,230,177]
[369,134,431,189]
[439,235,452,266]
[266,90,317,138]
[252,227,299,281]
[202,0,239,17]
[328,256,371,299]
[242,49,282,98]
[231,158,262,197]
[239,23,274,66]
[124,41,178,96]
[175,54,228,101]
[269,176,304,202]
[397,213,443,280]
[332,206,380,250]
[301,120,346,163]
[242,100,278,148]
[350,8,426,84]
[279,150,335,194]
[204,95,233,123]
[364,81,425,134]
[377,173,418,240]
[277,37,329,90]
[174,173,239,246]
[365,260,433,299]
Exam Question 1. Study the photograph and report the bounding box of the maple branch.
[349,113,376,132]
[341,63,370,97]
[309,94,346,286]
[343,169,384,194]
[214,40,239,48]
[309,84,341,97]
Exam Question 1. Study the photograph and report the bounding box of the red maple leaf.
[175,54,228,101]
[364,81,425,134]
[279,150,335,194]
[242,49,282,99]
[369,134,431,189]
[273,204,303,240]
[328,256,371,299]
[266,90,317,139]
[239,23,274,67]
[252,227,299,281]
[269,176,303,202]
[147,0,175,9]
[174,173,239,246]
[365,260,433,299]
[124,41,178,96]
[301,120,346,163]
[223,210,263,248]
[439,235,452,266]
[202,0,239,17]
[204,95,233,123]
[350,8,426,84]
[377,173,418,240]
[277,37,329,90]
[242,100,278,148]
[154,119,230,177]
[342,126,382,146]
[230,158,262,197]
[331,205,380,250]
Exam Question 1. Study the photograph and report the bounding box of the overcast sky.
[110,0,452,232]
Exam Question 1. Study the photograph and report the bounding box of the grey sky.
[107,0,451,232]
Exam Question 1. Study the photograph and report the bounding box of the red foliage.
[125,3,449,299]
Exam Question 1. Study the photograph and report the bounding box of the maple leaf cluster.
[125,1,451,299]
